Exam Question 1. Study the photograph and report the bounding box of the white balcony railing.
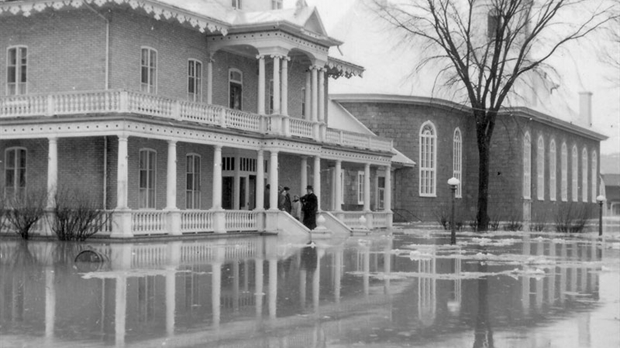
[0,89,393,153]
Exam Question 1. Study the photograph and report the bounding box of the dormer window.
[232,0,242,10]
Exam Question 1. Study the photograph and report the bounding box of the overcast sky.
[289,0,620,157]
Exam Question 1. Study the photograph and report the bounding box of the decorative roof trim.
[0,0,229,35]
[326,56,364,79]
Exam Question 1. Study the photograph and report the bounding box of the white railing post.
[119,90,129,113]
[220,108,227,128]
[172,100,181,120]
[283,115,291,137]
[46,95,54,117]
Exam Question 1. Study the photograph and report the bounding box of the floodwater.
[0,231,618,348]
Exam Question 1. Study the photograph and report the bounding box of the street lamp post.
[448,177,460,245]
[596,195,605,236]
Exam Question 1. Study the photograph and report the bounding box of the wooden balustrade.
[224,211,257,231]
[131,210,166,235]
[181,211,214,233]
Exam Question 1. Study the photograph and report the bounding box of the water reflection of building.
[0,236,605,347]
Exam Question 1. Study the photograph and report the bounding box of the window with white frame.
[301,87,306,117]
[7,46,27,95]
[591,151,597,202]
[377,176,385,210]
[419,121,437,196]
[186,154,201,209]
[4,147,26,199]
[561,142,568,201]
[572,145,578,202]
[141,47,157,93]
[229,69,242,110]
[272,0,283,9]
[139,149,157,208]
[187,59,202,102]
[549,139,556,201]
[357,171,365,204]
[453,128,462,198]
[537,136,545,200]
[232,0,242,10]
[582,148,588,202]
[523,132,531,199]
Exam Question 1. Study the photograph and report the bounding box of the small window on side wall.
[4,147,27,199]
[229,69,242,110]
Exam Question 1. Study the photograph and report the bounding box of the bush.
[503,214,523,231]
[555,203,590,233]
[3,189,47,240]
[433,206,450,230]
[489,215,501,231]
[50,188,112,241]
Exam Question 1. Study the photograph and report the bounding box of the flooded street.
[1,231,618,347]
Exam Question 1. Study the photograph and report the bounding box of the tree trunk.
[477,138,490,231]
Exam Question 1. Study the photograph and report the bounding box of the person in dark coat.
[279,186,292,214]
[300,185,317,230]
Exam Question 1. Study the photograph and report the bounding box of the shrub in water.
[3,189,46,240]
[50,188,112,241]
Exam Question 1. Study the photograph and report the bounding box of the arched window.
[419,121,437,196]
[523,132,531,199]
[229,68,243,110]
[4,147,27,199]
[453,128,462,198]
[537,136,544,200]
[572,145,578,202]
[549,139,556,201]
[139,149,157,208]
[561,142,567,201]
[140,47,157,93]
[7,46,28,95]
[187,59,202,102]
[186,154,201,209]
[591,151,597,202]
[582,147,588,202]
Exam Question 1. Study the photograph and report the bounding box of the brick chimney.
[579,91,592,127]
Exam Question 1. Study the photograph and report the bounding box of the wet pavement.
[0,230,618,347]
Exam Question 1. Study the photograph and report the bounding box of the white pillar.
[364,163,371,211]
[269,151,279,210]
[281,57,289,116]
[165,271,176,336]
[207,55,213,104]
[211,263,222,327]
[256,150,265,210]
[304,71,312,120]
[212,145,222,209]
[269,259,278,319]
[272,55,281,115]
[311,66,318,122]
[385,166,392,211]
[335,160,342,212]
[257,55,266,115]
[301,157,308,195]
[47,137,58,208]
[313,156,321,211]
[166,140,177,210]
[115,276,127,347]
[318,68,325,122]
[116,135,129,209]
[45,267,55,339]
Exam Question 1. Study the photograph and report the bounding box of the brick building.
[0,0,398,238]
[333,94,606,229]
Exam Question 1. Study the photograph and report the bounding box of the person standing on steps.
[279,186,292,214]
[300,185,318,230]
[292,194,302,221]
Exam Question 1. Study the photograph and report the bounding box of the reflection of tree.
[473,263,494,348]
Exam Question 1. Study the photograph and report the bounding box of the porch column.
[116,135,129,209]
[166,140,177,210]
[364,163,371,211]
[334,160,342,212]
[304,71,311,120]
[318,68,325,122]
[256,150,265,210]
[313,155,321,211]
[207,54,214,104]
[301,156,308,194]
[269,151,279,210]
[212,145,223,209]
[272,55,281,115]
[47,137,58,209]
[311,66,318,122]
[281,57,289,116]
[257,55,266,115]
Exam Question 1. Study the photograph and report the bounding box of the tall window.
[419,121,437,196]
[561,142,567,201]
[377,176,385,210]
[591,151,597,202]
[582,148,588,202]
[272,0,283,9]
[139,149,157,208]
[187,59,202,102]
[229,69,242,110]
[549,140,556,201]
[268,79,274,114]
[572,145,578,202]
[523,132,531,199]
[453,128,462,198]
[301,87,306,117]
[7,46,27,95]
[186,154,201,209]
[141,47,157,93]
[4,148,26,199]
[537,136,545,200]
[357,171,365,204]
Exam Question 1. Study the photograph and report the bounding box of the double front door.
[222,174,256,210]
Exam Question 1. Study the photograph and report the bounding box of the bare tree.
[374,0,616,230]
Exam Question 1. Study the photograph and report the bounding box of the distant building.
[601,174,620,216]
